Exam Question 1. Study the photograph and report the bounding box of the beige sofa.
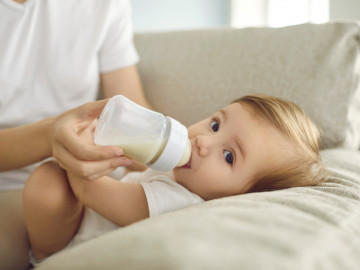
[1,21,360,270]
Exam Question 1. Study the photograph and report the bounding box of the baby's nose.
[196,135,212,157]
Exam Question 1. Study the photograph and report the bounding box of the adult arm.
[68,172,149,227]
[0,119,52,172]
[0,99,132,179]
[101,65,153,109]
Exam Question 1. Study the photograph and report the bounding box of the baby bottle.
[94,95,191,172]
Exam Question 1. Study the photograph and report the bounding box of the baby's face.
[173,102,290,200]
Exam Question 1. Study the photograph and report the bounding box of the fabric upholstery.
[135,22,360,149]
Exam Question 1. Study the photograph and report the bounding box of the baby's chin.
[172,167,189,185]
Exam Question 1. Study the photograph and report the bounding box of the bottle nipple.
[176,140,191,167]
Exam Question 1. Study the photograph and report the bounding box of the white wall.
[330,0,360,20]
[131,0,230,32]
[131,0,360,33]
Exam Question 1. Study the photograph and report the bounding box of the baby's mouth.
[180,155,192,169]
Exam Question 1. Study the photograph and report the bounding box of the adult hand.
[51,99,132,180]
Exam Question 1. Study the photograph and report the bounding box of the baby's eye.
[210,119,219,132]
[224,150,234,165]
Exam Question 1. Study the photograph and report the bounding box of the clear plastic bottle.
[94,95,191,172]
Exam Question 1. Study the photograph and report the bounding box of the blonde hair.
[234,95,329,193]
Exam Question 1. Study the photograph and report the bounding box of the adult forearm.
[0,119,52,171]
[101,65,153,110]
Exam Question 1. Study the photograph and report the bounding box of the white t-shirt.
[0,0,139,190]
[68,169,204,247]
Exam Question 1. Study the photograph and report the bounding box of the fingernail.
[114,149,123,156]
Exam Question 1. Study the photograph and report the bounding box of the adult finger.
[54,124,123,161]
[63,157,132,180]
[75,157,133,180]
[86,168,119,181]
[55,143,132,179]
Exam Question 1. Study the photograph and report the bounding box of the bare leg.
[23,161,84,260]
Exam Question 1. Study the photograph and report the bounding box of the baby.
[23,95,328,265]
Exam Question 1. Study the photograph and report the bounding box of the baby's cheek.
[197,168,219,184]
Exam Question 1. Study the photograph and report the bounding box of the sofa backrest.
[135,22,360,150]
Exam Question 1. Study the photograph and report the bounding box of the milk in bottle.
[94,95,191,172]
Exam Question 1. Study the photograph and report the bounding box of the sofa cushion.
[135,22,360,149]
[37,148,360,270]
